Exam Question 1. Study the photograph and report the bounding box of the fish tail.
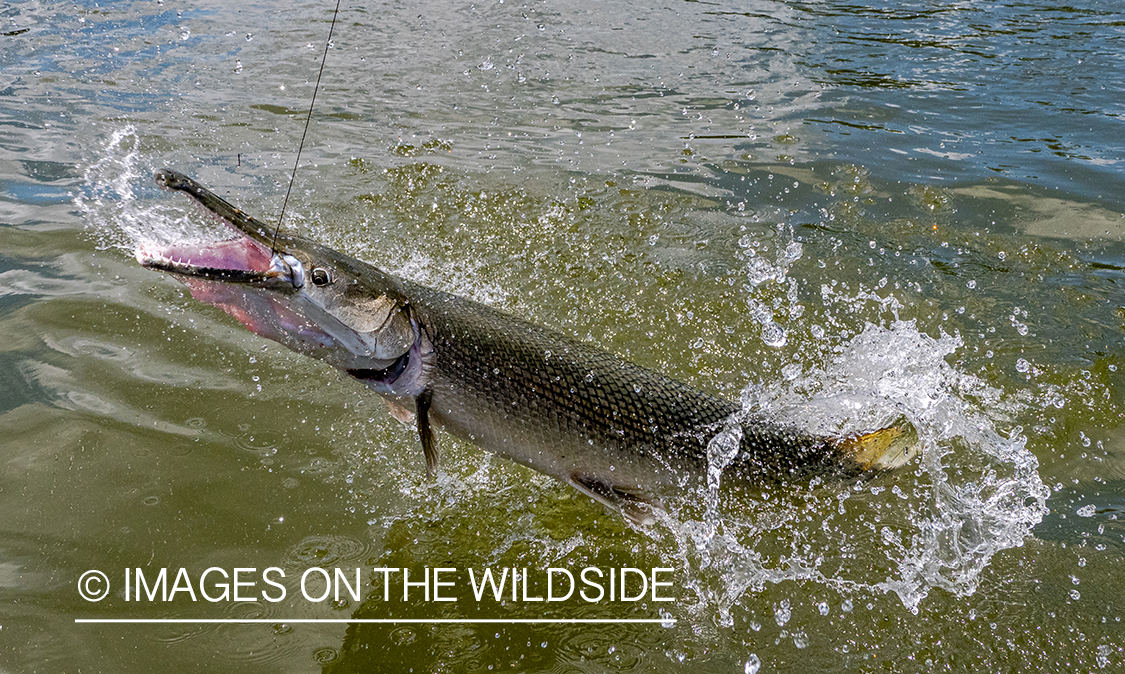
[835,419,920,470]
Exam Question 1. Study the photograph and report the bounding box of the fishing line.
[271,0,343,252]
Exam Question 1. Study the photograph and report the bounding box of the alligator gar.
[137,169,918,523]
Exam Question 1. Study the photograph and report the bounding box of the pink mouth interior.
[135,235,274,275]
[170,277,335,352]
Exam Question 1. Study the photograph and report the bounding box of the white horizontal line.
[76,618,674,625]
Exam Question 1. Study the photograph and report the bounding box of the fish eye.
[310,267,332,286]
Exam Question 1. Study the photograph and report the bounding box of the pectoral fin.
[569,473,660,526]
[415,386,439,477]
[383,398,415,425]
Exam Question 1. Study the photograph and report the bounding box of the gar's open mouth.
[136,236,275,280]
[137,236,304,288]
[138,170,305,288]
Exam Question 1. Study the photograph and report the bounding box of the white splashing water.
[76,128,512,311]
[74,126,238,254]
[657,229,1049,620]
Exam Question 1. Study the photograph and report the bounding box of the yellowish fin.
[836,421,920,470]
[383,397,415,424]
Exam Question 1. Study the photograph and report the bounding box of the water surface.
[2,0,1123,671]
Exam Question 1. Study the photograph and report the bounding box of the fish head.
[136,169,420,375]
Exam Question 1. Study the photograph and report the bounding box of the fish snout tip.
[153,168,187,191]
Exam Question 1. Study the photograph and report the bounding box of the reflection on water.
[2,0,1124,671]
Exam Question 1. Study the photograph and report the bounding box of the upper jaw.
[153,168,277,245]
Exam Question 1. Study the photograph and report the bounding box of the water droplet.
[774,599,791,626]
[760,321,787,348]
[1076,504,1096,518]
[1097,644,1113,668]
[744,654,761,674]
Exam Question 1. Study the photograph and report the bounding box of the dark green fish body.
[138,169,917,521]
[407,282,839,493]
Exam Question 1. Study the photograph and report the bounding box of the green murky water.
[3,0,1124,671]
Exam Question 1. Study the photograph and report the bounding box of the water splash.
[740,223,804,349]
[661,320,1049,619]
[74,126,235,254]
